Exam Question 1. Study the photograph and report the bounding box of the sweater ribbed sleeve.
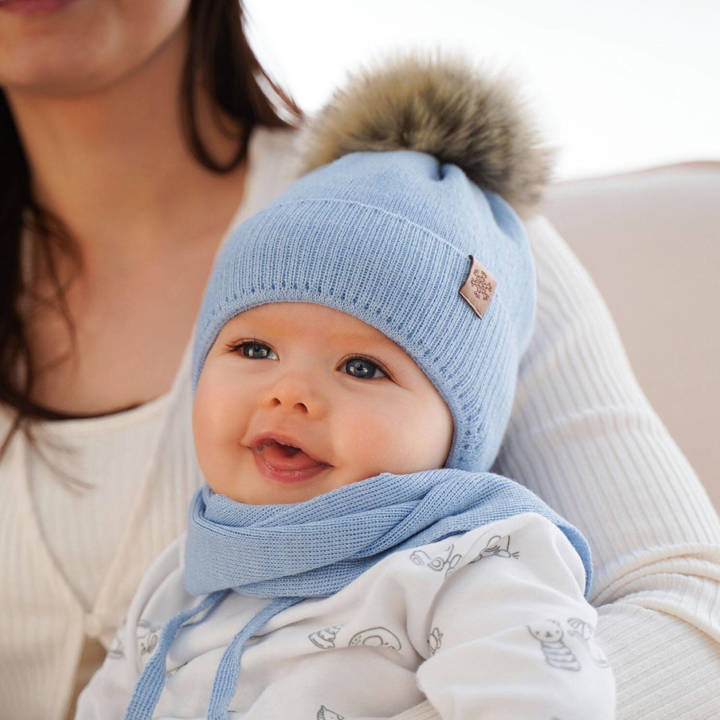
[493,215,720,719]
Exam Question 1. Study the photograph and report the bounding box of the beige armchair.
[542,163,719,511]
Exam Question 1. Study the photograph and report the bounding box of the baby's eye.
[341,357,387,380]
[233,341,278,360]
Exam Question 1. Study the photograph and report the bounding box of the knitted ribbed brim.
[193,150,535,472]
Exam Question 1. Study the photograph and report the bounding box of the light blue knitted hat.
[192,56,552,473]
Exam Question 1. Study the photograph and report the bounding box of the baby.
[77,60,615,720]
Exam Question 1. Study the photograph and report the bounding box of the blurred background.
[245,0,720,180]
[245,0,720,507]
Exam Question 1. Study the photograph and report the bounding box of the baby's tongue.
[258,441,320,470]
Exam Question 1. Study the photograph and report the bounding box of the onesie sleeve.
[74,537,187,719]
[414,513,615,719]
[494,216,720,718]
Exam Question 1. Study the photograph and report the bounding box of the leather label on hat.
[459,255,497,318]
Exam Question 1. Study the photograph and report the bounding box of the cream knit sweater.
[1,128,718,720]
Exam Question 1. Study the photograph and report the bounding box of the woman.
[0,1,717,719]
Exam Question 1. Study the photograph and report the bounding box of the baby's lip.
[248,432,332,484]
[248,432,329,467]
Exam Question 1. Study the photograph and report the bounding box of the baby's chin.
[207,465,357,506]
[207,460,443,504]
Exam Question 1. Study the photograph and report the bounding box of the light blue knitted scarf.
[123,470,592,719]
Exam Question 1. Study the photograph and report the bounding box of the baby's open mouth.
[267,441,302,458]
[251,437,330,482]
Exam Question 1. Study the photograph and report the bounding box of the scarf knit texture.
[123,470,592,719]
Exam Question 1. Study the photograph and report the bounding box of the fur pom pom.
[300,53,555,216]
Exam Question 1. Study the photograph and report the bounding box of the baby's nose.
[269,395,308,414]
[265,373,326,417]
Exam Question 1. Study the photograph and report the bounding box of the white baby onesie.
[76,512,615,719]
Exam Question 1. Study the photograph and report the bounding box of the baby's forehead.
[218,302,393,345]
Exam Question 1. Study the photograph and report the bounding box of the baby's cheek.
[192,393,221,479]
[335,411,394,474]
[192,375,243,470]
[365,402,452,474]
[345,412,430,476]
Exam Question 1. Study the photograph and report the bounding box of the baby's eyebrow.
[330,334,400,352]
[331,333,384,344]
[220,319,401,355]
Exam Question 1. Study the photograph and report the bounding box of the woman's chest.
[24,243,215,415]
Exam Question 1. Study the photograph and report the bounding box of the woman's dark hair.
[0,0,302,457]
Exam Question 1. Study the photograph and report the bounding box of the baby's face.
[193,302,453,504]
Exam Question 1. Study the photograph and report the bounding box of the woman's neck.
[5,18,246,264]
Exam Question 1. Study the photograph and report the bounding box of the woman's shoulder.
[228,125,302,227]
[248,125,303,184]
[249,125,300,159]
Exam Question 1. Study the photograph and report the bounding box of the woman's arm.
[493,215,720,718]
